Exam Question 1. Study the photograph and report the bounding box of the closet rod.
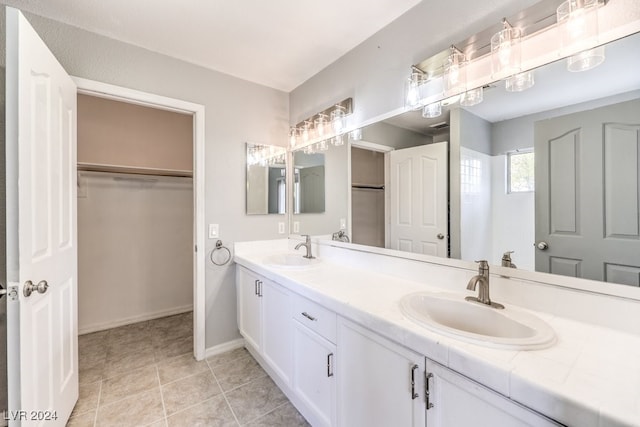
[352,184,385,190]
[77,162,193,178]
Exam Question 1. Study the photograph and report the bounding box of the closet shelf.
[77,162,193,178]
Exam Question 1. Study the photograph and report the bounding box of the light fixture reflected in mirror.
[331,134,345,146]
[443,46,467,96]
[406,70,426,110]
[505,71,535,92]
[331,106,346,133]
[314,113,329,138]
[491,19,522,78]
[318,140,329,151]
[567,45,605,72]
[301,121,311,142]
[349,128,362,141]
[422,102,442,118]
[289,127,297,148]
[460,87,484,107]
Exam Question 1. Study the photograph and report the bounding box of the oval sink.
[263,253,322,270]
[400,292,555,350]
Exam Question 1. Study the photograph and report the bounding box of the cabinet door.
[293,321,336,427]
[426,359,561,426]
[337,318,425,427]
[236,266,262,350]
[262,279,293,385]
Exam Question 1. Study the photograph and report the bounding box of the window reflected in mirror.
[246,143,287,215]
[293,151,325,214]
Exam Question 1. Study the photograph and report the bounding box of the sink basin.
[400,292,555,350]
[263,253,322,269]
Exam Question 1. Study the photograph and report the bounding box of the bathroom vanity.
[234,238,640,427]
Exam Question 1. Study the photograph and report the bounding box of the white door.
[535,99,640,285]
[6,8,78,425]
[389,142,448,256]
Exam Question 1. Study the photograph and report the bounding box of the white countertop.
[234,239,640,427]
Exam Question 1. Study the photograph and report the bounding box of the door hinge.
[425,371,434,410]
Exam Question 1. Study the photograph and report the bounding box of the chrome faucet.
[295,235,315,259]
[332,230,350,243]
[465,260,504,309]
[501,251,517,268]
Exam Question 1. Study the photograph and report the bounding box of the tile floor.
[68,312,309,427]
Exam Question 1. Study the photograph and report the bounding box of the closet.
[351,147,385,247]
[77,94,194,333]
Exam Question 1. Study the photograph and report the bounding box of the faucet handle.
[474,260,489,272]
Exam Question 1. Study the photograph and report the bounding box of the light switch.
[293,221,300,233]
[209,224,219,239]
[278,222,285,234]
[340,218,346,230]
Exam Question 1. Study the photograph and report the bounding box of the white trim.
[204,338,246,359]
[78,305,193,335]
[351,139,394,153]
[72,77,208,360]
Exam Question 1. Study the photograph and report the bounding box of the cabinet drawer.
[293,295,337,343]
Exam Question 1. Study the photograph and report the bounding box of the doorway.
[75,78,206,360]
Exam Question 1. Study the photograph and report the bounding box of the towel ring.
[210,240,231,266]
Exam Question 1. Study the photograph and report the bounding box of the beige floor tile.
[157,353,209,384]
[71,381,101,417]
[225,376,288,424]
[206,347,250,369]
[212,354,266,392]
[153,336,193,361]
[96,387,164,427]
[79,331,109,349]
[166,395,237,427]
[146,420,167,427]
[103,349,156,379]
[66,410,96,427]
[161,371,222,415]
[100,366,159,405]
[106,337,155,358]
[79,359,105,385]
[247,402,309,426]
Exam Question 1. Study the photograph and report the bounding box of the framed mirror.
[245,143,287,215]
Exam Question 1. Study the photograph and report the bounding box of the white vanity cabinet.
[236,266,292,385]
[425,359,561,426]
[291,294,337,427]
[337,318,426,427]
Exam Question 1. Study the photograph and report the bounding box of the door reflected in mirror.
[246,143,287,215]
[293,151,325,214]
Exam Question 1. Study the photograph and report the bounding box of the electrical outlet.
[293,221,300,233]
[278,222,285,234]
[208,224,219,239]
[340,218,346,230]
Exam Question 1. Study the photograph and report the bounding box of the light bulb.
[491,19,522,77]
[443,47,466,96]
[406,71,426,110]
[331,107,346,134]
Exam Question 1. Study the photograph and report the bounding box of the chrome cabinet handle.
[411,364,419,400]
[301,312,317,321]
[24,280,48,297]
[254,279,259,295]
[327,353,334,377]
[425,372,434,410]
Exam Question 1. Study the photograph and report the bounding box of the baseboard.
[204,338,246,359]
[78,305,193,335]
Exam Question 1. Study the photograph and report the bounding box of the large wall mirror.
[292,31,640,290]
[246,143,287,215]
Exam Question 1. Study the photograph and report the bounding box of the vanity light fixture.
[422,102,442,119]
[331,134,345,146]
[491,19,522,78]
[567,45,605,72]
[290,97,353,152]
[314,113,329,138]
[331,105,347,133]
[406,68,427,110]
[505,71,535,92]
[443,46,467,96]
[318,140,329,151]
[301,121,312,142]
[460,87,484,107]
[557,0,601,55]
[289,127,298,148]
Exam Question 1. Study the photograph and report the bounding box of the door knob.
[23,280,49,297]
[437,233,445,240]
[536,241,549,250]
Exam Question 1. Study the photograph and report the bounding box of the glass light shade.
[406,71,426,110]
[460,87,483,107]
[422,102,442,119]
[301,121,311,142]
[314,114,329,138]
[491,22,522,77]
[289,127,297,148]
[505,71,535,92]
[331,107,346,133]
[557,0,600,55]
[349,128,362,141]
[443,48,467,96]
[331,135,345,146]
[318,140,329,151]
[567,46,605,72]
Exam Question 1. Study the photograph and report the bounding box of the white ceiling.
[3,0,421,92]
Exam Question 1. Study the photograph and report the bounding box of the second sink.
[400,292,555,350]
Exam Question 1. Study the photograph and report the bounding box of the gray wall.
[289,0,539,126]
[361,121,431,149]
[1,7,288,349]
[458,108,492,155]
